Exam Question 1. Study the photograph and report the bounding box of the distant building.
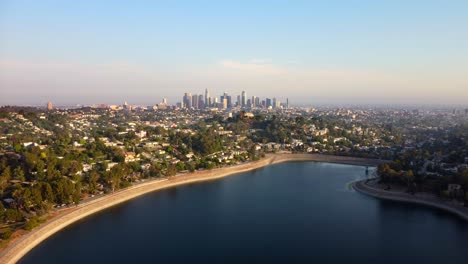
[198,95,204,109]
[241,91,246,107]
[192,94,198,109]
[226,95,232,108]
[275,98,281,109]
[220,92,232,109]
[47,101,53,111]
[222,98,227,109]
[204,89,209,108]
[123,101,132,110]
[183,93,192,108]
[266,98,272,108]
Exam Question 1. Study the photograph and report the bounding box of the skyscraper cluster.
[178,89,288,110]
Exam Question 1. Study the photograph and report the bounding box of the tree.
[4,209,23,223]
[40,182,55,203]
[166,164,177,177]
[73,183,82,205]
[176,162,186,171]
[405,170,415,186]
[106,164,129,192]
[13,167,25,182]
[0,166,12,195]
[12,187,30,209]
[0,203,4,223]
[249,145,258,161]
[109,173,122,193]
[87,170,100,194]
[148,164,161,178]
[24,216,40,230]
[30,186,43,208]
[2,228,13,239]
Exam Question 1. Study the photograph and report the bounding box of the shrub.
[24,216,40,231]
[1,228,13,239]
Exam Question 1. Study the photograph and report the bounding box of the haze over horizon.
[1,1,467,106]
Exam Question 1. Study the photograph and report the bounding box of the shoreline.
[0,153,384,264]
[353,179,468,221]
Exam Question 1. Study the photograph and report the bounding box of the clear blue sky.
[1,0,467,105]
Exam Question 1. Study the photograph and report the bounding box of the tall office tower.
[286,98,289,109]
[192,94,198,109]
[163,98,167,105]
[237,95,241,107]
[208,97,212,107]
[266,98,272,108]
[272,98,277,109]
[275,99,281,109]
[241,91,246,107]
[47,101,53,111]
[261,100,266,108]
[184,92,192,108]
[123,101,132,110]
[246,99,251,108]
[205,89,209,108]
[226,95,232,108]
[220,92,227,106]
[254,97,260,107]
[222,98,227,109]
[198,95,204,109]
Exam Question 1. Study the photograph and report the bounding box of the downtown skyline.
[1,1,468,106]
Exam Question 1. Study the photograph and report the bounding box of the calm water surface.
[20,162,468,264]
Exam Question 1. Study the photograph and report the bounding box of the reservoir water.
[20,162,468,264]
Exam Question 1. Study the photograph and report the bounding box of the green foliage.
[4,209,23,223]
[0,167,11,195]
[87,170,100,194]
[105,163,132,192]
[192,130,222,156]
[166,164,177,176]
[1,228,13,240]
[147,164,161,178]
[13,166,25,181]
[24,216,41,231]
[73,183,82,205]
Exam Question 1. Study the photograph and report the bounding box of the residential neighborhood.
[0,103,467,241]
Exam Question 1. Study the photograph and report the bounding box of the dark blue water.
[20,162,468,264]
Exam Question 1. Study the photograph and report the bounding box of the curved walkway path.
[353,179,468,221]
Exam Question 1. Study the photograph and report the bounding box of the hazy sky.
[1,0,467,106]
